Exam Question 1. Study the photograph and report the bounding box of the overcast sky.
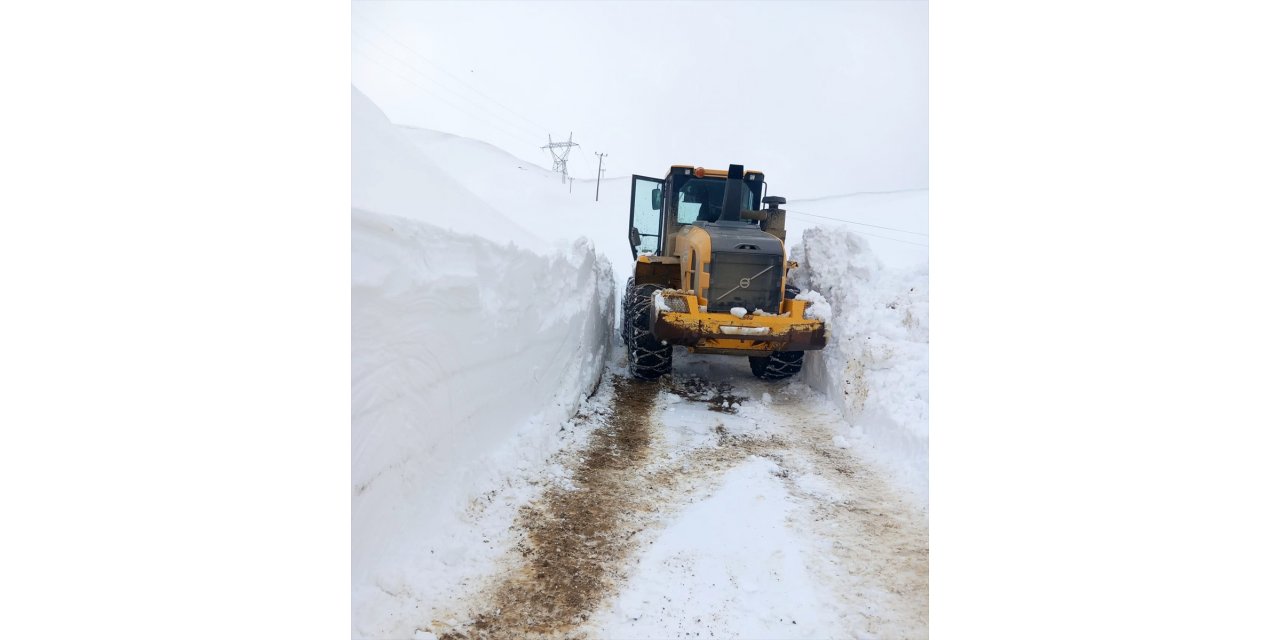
[352,1,926,199]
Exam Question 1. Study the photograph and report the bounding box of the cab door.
[629,175,664,258]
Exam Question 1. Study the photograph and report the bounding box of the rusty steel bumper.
[649,290,827,354]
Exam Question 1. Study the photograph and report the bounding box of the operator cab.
[629,165,765,257]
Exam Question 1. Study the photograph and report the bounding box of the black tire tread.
[626,283,672,379]
[620,277,636,346]
[749,350,804,380]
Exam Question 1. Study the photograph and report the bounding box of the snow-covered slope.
[351,86,614,636]
[352,91,538,248]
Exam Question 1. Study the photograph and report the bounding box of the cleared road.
[430,351,928,640]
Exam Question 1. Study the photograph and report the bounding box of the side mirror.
[629,226,641,247]
[651,187,662,210]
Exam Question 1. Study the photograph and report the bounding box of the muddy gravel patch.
[437,376,661,639]
[668,374,748,414]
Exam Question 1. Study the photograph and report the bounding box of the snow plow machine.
[622,163,827,381]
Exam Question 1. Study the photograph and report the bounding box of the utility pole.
[569,176,574,193]
[594,152,607,201]
[541,133,579,184]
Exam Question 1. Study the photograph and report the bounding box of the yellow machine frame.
[633,182,827,357]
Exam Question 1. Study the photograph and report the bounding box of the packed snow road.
[424,351,928,640]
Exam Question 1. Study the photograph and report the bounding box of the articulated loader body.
[623,164,827,380]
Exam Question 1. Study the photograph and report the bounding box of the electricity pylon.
[541,133,579,184]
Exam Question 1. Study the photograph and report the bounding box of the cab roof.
[669,165,764,178]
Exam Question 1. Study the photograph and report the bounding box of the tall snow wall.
[792,227,929,505]
[351,87,614,634]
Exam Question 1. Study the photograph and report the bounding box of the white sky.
[352,0,927,199]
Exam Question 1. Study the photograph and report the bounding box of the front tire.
[749,350,804,380]
[620,277,635,346]
[626,284,672,380]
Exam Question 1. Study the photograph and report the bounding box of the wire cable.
[785,208,929,237]
[352,44,541,150]
[352,31,544,144]
[354,18,552,135]
[787,211,929,247]
[792,187,928,200]
[576,145,601,181]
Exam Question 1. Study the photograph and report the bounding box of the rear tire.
[749,350,804,380]
[626,283,672,380]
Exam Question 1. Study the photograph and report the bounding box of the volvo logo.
[716,265,776,302]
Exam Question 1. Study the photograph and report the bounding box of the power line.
[574,145,596,179]
[352,44,540,151]
[352,31,544,144]
[352,40,535,146]
[354,18,552,135]
[352,46,474,122]
[786,211,929,247]
[566,141,600,181]
[353,50,535,151]
[791,187,928,201]
[785,208,929,237]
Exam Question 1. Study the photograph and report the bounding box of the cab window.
[674,178,757,224]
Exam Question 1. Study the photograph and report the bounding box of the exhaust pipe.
[717,164,745,223]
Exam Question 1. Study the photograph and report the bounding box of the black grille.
[707,252,782,313]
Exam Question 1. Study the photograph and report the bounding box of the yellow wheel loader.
[622,164,827,380]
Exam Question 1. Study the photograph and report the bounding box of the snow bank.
[351,87,614,636]
[791,227,929,505]
[397,125,638,303]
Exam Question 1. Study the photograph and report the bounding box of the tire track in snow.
[585,368,927,638]
[433,359,927,639]
[761,395,929,637]
[438,375,662,639]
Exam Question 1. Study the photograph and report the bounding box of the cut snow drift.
[351,86,614,637]
[792,227,929,504]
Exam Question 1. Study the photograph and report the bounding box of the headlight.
[654,291,689,313]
